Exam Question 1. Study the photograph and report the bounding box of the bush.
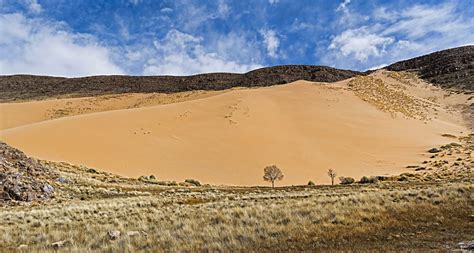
[307,180,315,186]
[339,177,355,185]
[359,176,379,184]
[185,179,201,186]
[138,175,157,182]
[86,168,98,174]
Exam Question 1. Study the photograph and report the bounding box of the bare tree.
[328,169,337,186]
[263,165,284,188]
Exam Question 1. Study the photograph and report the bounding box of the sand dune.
[0,74,468,185]
[0,90,225,130]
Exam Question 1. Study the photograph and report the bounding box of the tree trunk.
[331,178,334,186]
[272,180,274,188]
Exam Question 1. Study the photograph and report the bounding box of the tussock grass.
[1,134,472,252]
[1,181,472,252]
[348,76,430,119]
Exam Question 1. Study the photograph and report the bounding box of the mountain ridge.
[386,45,473,91]
[0,65,359,101]
[0,45,472,102]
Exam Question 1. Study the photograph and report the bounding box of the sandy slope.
[0,75,468,185]
[0,90,225,130]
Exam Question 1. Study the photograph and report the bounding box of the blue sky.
[0,0,473,77]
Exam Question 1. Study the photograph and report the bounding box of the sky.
[0,0,473,77]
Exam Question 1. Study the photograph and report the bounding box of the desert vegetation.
[327,169,337,186]
[2,134,470,252]
[348,75,431,120]
[263,165,284,188]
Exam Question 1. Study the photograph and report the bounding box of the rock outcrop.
[386,45,474,91]
[0,142,57,202]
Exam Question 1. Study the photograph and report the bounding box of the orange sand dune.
[0,90,225,130]
[0,79,468,185]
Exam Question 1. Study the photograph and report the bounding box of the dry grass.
[1,181,472,252]
[1,143,473,253]
[44,90,223,120]
[1,135,472,252]
[386,71,420,87]
[348,76,430,120]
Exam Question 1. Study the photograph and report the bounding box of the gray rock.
[43,183,54,195]
[459,241,474,250]
[126,231,140,237]
[107,230,121,240]
[51,240,68,249]
[428,148,442,153]
[17,244,28,250]
[57,177,68,184]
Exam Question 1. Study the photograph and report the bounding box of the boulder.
[0,142,58,203]
[126,231,140,237]
[107,230,121,240]
[51,240,69,249]
[459,241,474,250]
[428,148,442,153]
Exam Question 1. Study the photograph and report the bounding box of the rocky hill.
[0,141,57,202]
[1,46,472,101]
[386,45,474,91]
[0,65,359,101]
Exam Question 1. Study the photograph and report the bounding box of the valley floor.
[0,134,473,252]
[1,179,472,252]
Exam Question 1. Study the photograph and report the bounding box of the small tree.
[328,169,337,186]
[263,165,284,188]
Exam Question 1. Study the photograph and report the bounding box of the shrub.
[359,176,379,184]
[339,177,355,185]
[307,181,315,186]
[185,179,201,186]
[86,168,98,174]
[374,175,389,181]
[138,175,157,182]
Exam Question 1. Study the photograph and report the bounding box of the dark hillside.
[0,65,359,101]
[386,45,474,91]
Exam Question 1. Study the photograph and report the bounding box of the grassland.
[1,135,472,252]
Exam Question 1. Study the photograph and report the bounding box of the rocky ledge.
[0,142,57,202]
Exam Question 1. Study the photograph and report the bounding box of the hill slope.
[386,45,474,91]
[0,65,359,101]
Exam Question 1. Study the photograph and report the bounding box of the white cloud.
[381,4,471,40]
[329,27,394,61]
[129,0,141,5]
[260,29,280,58]
[217,0,230,18]
[367,63,388,70]
[0,13,123,77]
[336,0,350,12]
[335,0,368,28]
[268,0,280,4]
[23,0,42,14]
[160,7,173,13]
[326,2,474,70]
[143,30,262,75]
[372,7,398,21]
